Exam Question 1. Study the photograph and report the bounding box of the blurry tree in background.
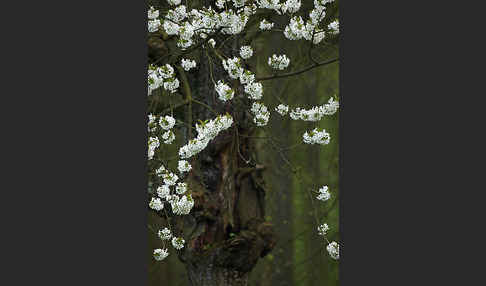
[147,1,339,285]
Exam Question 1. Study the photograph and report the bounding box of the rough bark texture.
[148,3,277,283]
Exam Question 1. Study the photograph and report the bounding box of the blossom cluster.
[326,241,339,260]
[148,64,179,95]
[177,160,192,174]
[148,137,160,160]
[290,97,339,121]
[158,228,172,240]
[303,128,330,145]
[259,19,274,30]
[153,248,169,261]
[282,0,336,44]
[317,223,340,260]
[318,223,329,236]
[275,104,289,116]
[179,114,234,159]
[172,237,185,250]
[316,185,331,201]
[148,6,161,32]
[251,102,270,126]
[181,58,197,71]
[215,80,235,102]
[268,54,290,70]
[240,46,253,59]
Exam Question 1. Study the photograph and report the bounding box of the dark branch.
[256,58,339,82]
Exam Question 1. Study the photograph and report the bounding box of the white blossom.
[222,57,244,79]
[163,78,180,93]
[175,182,188,195]
[163,20,180,35]
[149,197,164,211]
[282,0,301,14]
[251,102,270,126]
[153,248,169,261]
[240,46,253,59]
[215,80,235,102]
[162,172,179,186]
[290,97,339,121]
[148,19,161,32]
[167,0,181,6]
[170,194,194,215]
[239,70,255,85]
[178,160,192,173]
[303,128,330,145]
[208,38,216,48]
[181,58,197,71]
[155,165,166,176]
[284,16,305,40]
[159,115,176,130]
[268,54,290,70]
[148,114,157,132]
[275,104,289,116]
[216,0,226,9]
[158,228,172,241]
[317,186,331,201]
[157,185,171,199]
[172,237,185,250]
[328,20,339,35]
[259,19,274,30]
[148,7,159,20]
[244,81,263,100]
[179,114,233,159]
[148,137,160,160]
[318,223,329,236]
[326,241,339,260]
[162,130,176,144]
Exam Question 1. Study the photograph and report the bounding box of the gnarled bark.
[148,14,276,284]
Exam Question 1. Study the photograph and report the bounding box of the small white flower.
[155,165,166,176]
[158,228,172,240]
[153,248,169,261]
[303,128,330,145]
[175,182,188,194]
[159,115,176,130]
[328,20,339,35]
[259,19,274,30]
[148,19,161,32]
[282,0,301,14]
[162,130,176,144]
[172,237,185,250]
[167,0,181,5]
[148,7,159,20]
[268,54,290,70]
[326,241,339,260]
[275,104,289,116]
[240,46,253,59]
[163,78,179,93]
[181,58,197,71]
[149,197,164,211]
[208,38,216,48]
[215,80,234,102]
[318,223,329,236]
[157,185,171,199]
[178,160,192,173]
[317,185,331,201]
[162,172,179,186]
[244,82,263,100]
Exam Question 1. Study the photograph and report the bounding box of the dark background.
[2,1,482,285]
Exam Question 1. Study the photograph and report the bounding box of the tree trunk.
[148,14,276,283]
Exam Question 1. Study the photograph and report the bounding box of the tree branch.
[256,58,339,82]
